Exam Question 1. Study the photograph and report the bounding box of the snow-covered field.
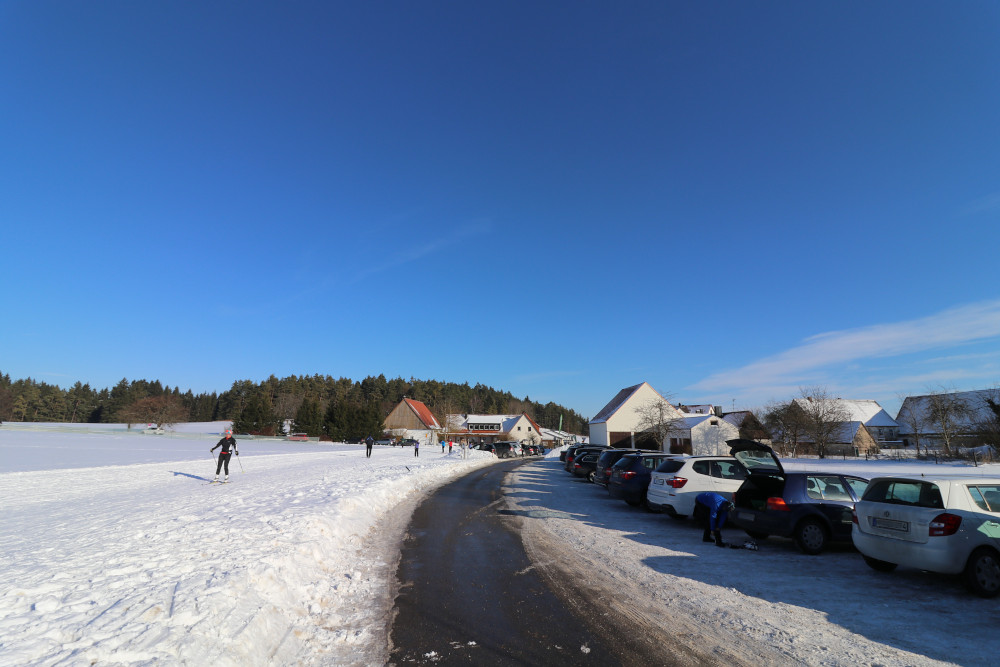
[3,422,999,666]
[0,423,497,666]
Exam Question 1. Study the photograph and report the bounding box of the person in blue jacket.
[695,491,734,547]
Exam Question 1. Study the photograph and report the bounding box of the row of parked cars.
[476,441,545,458]
[559,440,1000,597]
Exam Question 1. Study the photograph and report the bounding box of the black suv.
[608,452,680,508]
[593,449,642,488]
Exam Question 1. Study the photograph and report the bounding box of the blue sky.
[2,1,999,421]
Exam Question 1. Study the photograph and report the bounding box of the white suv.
[852,474,1000,597]
[647,456,747,519]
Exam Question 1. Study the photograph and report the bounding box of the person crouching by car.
[694,491,734,547]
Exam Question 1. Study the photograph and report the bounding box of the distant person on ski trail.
[414,439,420,457]
[441,440,446,453]
[211,429,238,482]
[365,435,374,458]
[448,440,453,455]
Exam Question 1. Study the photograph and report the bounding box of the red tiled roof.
[404,398,441,429]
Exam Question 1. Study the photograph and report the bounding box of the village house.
[589,382,682,449]
[666,414,740,455]
[444,413,544,446]
[383,398,442,447]
[896,389,1000,452]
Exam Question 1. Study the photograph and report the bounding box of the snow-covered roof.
[793,398,898,428]
[896,389,998,434]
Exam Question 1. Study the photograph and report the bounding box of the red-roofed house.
[384,398,442,446]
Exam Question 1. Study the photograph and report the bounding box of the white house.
[667,415,740,455]
[896,389,999,450]
[589,382,682,448]
[445,413,543,445]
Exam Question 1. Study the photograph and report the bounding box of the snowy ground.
[507,456,1000,667]
[0,423,497,666]
[2,423,998,666]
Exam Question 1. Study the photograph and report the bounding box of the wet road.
[388,458,664,666]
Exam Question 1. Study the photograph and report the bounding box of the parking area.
[503,458,997,667]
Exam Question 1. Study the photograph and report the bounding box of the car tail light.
[766,497,790,512]
[667,476,688,489]
[929,513,962,536]
[573,462,582,470]
[851,509,858,525]
[621,471,637,480]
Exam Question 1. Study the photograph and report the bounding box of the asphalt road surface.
[388,457,670,666]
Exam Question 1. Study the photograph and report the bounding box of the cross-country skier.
[211,428,239,482]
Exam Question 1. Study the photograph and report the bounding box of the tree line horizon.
[0,372,590,441]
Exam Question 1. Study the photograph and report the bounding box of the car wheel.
[794,518,829,555]
[588,471,596,483]
[862,555,897,572]
[964,547,1000,598]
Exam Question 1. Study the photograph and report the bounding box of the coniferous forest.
[0,372,590,441]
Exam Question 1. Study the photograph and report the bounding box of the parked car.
[593,449,641,488]
[399,438,418,447]
[563,444,591,470]
[647,456,747,519]
[492,441,517,458]
[571,450,604,482]
[565,446,608,473]
[608,452,680,508]
[852,474,1000,597]
[728,439,868,555]
[375,438,394,446]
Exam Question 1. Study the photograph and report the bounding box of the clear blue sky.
[2,1,999,421]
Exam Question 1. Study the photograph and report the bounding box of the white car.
[852,474,1000,597]
[647,456,747,519]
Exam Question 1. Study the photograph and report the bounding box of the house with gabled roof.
[384,398,442,446]
[666,414,740,455]
[788,397,897,455]
[896,389,1000,452]
[589,382,682,449]
[445,413,544,446]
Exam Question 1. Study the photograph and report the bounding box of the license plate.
[653,478,663,485]
[737,511,755,522]
[871,517,908,531]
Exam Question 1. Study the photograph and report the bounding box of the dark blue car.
[608,452,680,508]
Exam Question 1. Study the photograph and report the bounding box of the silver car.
[852,474,1000,597]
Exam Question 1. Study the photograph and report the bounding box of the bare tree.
[119,395,189,429]
[762,399,807,456]
[795,387,850,459]
[974,386,1000,450]
[896,391,931,457]
[925,386,973,457]
[634,397,683,452]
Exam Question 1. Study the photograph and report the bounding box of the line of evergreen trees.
[0,372,590,441]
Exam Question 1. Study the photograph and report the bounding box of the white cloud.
[690,299,1000,394]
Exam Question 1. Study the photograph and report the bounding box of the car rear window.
[862,480,944,508]
[655,459,685,473]
[968,485,1000,512]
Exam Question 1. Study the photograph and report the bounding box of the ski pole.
[237,452,245,474]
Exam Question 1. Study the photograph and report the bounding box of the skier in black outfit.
[365,435,374,458]
[211,429,239,482]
